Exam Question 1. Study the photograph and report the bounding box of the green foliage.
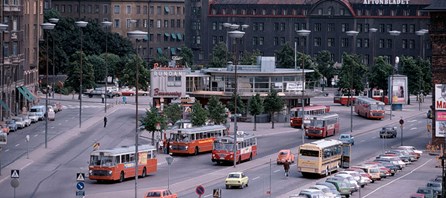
[191,102,208,126]
[368,56,392,95]
[163,103,183,125]
[99,53,121,82]
[240,49,261,65]
[141,107,168,132]
[208,42,229,68]
[401,56,422,95]
[264,89,284,128]
[207,96,227,125]
[87,55,106,83]
[227,93,245,115]
[418,58,432,95]
[119,54,151,90]
[64,51,95,92]
[337,53,367,95]
[276,43,294,68]
[148,55,169,69]
[249,94,264,131]
[299,52,321,83]
[314,51,335,86]
[178,45,194,67]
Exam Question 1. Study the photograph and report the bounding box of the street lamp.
[127,29,148,198]
[346,30,359,133]
[41,22,56,149]
[368,28,378,97]
[223,23,243,63]
[75,21,88,128]
[416,29,428,111]
[228,29,245,168]
[48,18,59,98]
[0,23,8,122]
[296,29,311,144]
[102,21,112,113]
[389,30,401,120]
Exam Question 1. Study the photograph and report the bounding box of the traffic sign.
[399,118,404,125]
[76,190,85,196]
[76,182,85,190]
[76,173,85,181]
[196,185,205,195]
[11,169,19,178]
[213,188,221,198]
[10,178,19,188]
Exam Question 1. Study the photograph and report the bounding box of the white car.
[27,114,39,123]
[12,116,27,129]
[21,116,32,126]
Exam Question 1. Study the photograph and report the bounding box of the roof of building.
[423,0,446,11]
[210,0,430,5]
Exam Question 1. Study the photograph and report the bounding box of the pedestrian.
[103,116,107,128]
[283,160,290,177]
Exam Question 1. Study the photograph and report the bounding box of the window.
[177,20,181,28]
[259,23,264,31]
[341,24,348,32]
[341,38,348,48]
[317,8,322,15]
[171,19,175,28]
[149,20,154,28]
[357,9,362,16]
[364,38,369,48]
[387,39,392,49]
[144,6,148,14]
[274,37,278,46]
[171,6,175,15]
[364,24,369,33]
[274,23,279,31]
[340,8,345,15]
[328,23,334,32]
[149,6,154,14]
[280,37,285,45]
[114,19,120,28]
[379,39,384,48]
[402,39,407,49]
[252,37,258,45]
[379,24,385,33]
[357,38,362,48]
[126,5,131,14]
[314,37,321,47]
[143,19,147,28]
[136,6,140,14]
[386,24,392,32]
[114,5,120,14]
[157,20,161,28]
[409,39,414,49]
[328,38,334,47]
[259,37,264,46]
[378,9,383,16]
[126,19,132,28]
[280,23,285,31]
[177,7,181,15]
[87,5,91,13]
[157,6,161,15]
[402,24,407,33]
[357,24,363,32]
[164,20,168,28]
[409,24,415,33]
[328,7,333,15]
[314,23,321,32]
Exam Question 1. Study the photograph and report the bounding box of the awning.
[170,47,176,55]
[164,33,170,37]
[0,99,9,111]
[17,87,33,102]
[176,33,183,40]
[21,86,36,101]
[171,33,177,40]
[157,48,163,55]
[164,6,169,13]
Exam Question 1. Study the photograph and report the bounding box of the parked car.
[397,145,423,159]
[47,109,55,121]
[6,120,17,132]
[277,149,295,164]
[339,133,354,145]
[298,188,326,198]
[379,127,397,138]
[138,89,150,96]
[29,105,46,121]
[315,182,343,198]
[121,89,136,96]
[144,189,177,198]
[27,113,39,123]
[324,179,352,198]
[308,185,340,198]
[52,102,62,113]
[426,180,442,195]
[12,116,27,129]
[1,124,10,134]
[21,116,32,126]
[225,172,249,189]
[413,187,438,198]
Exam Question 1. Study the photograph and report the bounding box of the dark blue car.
[6,120,18,132]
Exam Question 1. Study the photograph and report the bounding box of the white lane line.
[34,134,38,137]
[408,120,417,123]
[5,149,9,152]
[204,194,212,198]
[372,137,377,139]
[15,144,20,147]
[252,176,261,181]
[363,159,432,197]
[273,169,280,173]
[360,140,365,142]
[410,127,417,130]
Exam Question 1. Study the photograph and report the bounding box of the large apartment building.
[185,0,431,66]
[0,0,42,121]
[52,0,186,61]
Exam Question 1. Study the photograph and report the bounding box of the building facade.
[1,0,42,121]
[52,0,185,61]
[185,0,431,66]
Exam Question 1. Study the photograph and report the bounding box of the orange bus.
[290,105,330,128]
[306,113,340,138]
[333,92,356,106]
[169,125,227,155]
[212,131,257,164]
[88,144,157,182]
[371,89,389,104]
[354,96,385,119]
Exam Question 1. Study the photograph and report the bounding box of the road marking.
[360,140,365,142]
[273,169,280,173]
[204,194,212,198]
[410,127,417,130]
[5,149,9,152]
[252,176,260,181]
[408,120,417,123]
[34,134,38,137]
[15,144,20,147]
[363,159,432,197]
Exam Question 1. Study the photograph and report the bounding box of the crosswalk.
[62,104,106,109]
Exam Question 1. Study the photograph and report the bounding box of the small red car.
[144,189,177,198]
[276,149,295,164]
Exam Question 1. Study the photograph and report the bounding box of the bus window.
[130,153,135,162]
[90,155,99,166]
[300,150,319,157]
[191,134,195,140]
[115,156,120,164]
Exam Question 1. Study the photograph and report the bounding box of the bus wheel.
[194,147,199,155]
[119,172,125,183]
[249,154,252,161]
[141,168,147,178]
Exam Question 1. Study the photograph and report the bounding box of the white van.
[29,105,46,121]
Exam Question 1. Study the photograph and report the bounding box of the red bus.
[371,89,389,104]
[89,144,157,182]
[306,113,340,138]
[211,131,257,164]
[333,92,356,106]
[290,105,330,128]
[355,96,385,119]
[169,125,227,155]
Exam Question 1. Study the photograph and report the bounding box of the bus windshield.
[213,142,233,151]
[310,120,324,127]
[90,155,115,166]
[370,104,384,110]
[170,133,191,142]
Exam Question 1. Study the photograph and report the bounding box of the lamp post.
[346,30,359,133]
[389,30,401,120]
[223,23,242,63]
[228,29,245,168]
[416,29,428,111]
[41,22,56,149]
[75,21,88,128]
[48,18,59,98]
[102,21,112,113]
[369,28,378,97]
[296,29,311,144]
[127,30,148,198]
[0,23,8,122]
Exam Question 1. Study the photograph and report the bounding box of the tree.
[87,55,106,83]
[148,55,169,69]
[100,53,121,83]
[190,102,208,126]
[163,103,183,125]
[264,89,284,129]
[401,56,422,105]
[418,58,432,96]
[119,54,151,90]
[337,53,367,97]
[368,56,392,97]
[64,51,95,93]
[314,51,335,88]
[299,52,321,87]
[227,93,245,116]
[178,45,194,67]
[208,42,229,68]
[276,42,294,68]
[240,49,261,65]
[248,94,264,131]
[141,107,167,145]
[207,96,227,125]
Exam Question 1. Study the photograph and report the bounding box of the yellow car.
[225,172,249,189]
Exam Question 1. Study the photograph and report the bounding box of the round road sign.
[399,119,404,125]
[11,178,20,188]
[196,185,205,195]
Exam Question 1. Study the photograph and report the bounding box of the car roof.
[228,172,243,175]
[301,188,322,193]
[279,149,290,152]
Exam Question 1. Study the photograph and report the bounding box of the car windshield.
[340,135,350,139]
[427,183,441,187]
[146,191,161,197]
[279,151,288,155]
[417,188,431,194]
[228,174,240,178]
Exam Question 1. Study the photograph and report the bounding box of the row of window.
[210,6,426,17]
[54,4,184,16]
[110,18,184,29]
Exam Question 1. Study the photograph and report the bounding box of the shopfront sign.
[153,88,181,97]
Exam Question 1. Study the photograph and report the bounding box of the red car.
[276,149,295,164]
[120,89,136,96]
[144,189,177,198]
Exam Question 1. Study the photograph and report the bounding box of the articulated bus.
[169,125,227,155]
[212,131,257,164]
[354,96,385,119]
[306,113,340,138]
[297,139,343,177]
[89,144,157,182]
[290,105,331,128]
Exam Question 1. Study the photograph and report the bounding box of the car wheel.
[246,182,248,187]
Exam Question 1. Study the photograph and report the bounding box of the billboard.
[434,84,446,110]
[388,75,408,104]
[435,111,446,137]
[286,82,303,91]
